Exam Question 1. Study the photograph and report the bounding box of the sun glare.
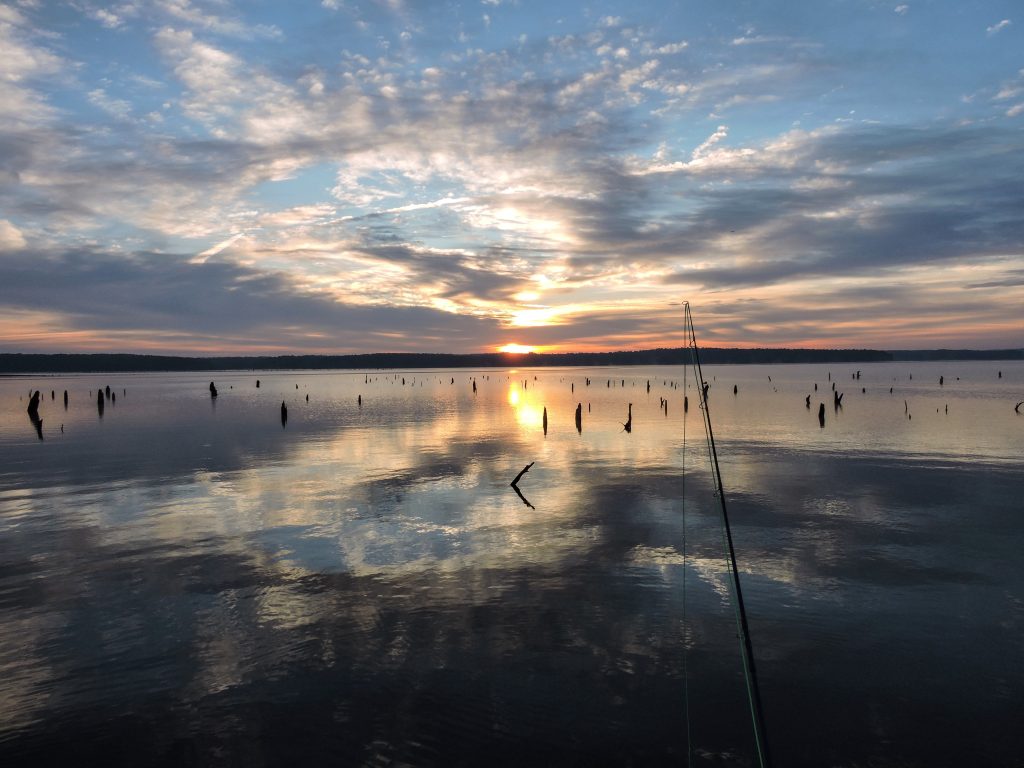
[498,343,536,354]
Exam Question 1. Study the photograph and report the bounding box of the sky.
[0,0,1021,355]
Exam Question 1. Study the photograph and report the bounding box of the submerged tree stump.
[27,392,43,440]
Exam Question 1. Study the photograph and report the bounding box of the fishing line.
[683,302,772,768]
[681,348,693,768]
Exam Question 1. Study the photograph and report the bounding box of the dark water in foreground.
[1,362,1022,766]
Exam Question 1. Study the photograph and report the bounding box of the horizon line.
[3,344,1024,358]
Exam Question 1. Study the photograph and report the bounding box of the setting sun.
[497,343,537,354]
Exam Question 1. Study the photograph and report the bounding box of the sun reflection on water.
[507,382,543,430]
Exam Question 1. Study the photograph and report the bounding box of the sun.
[498,343,537,354]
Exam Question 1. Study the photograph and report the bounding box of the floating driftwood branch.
[510,462,535,509]
[512,484,534,509]
[510,461,534,488]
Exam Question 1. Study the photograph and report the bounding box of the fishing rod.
[683,301,772,768]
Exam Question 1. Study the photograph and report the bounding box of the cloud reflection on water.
[0,363,1022,765]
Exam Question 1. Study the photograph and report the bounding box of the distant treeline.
[889,349,1024,361]
[1,347,1020,374]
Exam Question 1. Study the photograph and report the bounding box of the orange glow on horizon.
[497,343,538,354]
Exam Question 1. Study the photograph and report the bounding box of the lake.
[1,362,1022,766]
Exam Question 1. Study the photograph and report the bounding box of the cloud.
[994,70,1024,116]
[0,6,63,127]
[87,88,134,120]
[0,220,26,250]
[641,40,688,55]
[154,0,282,39]
[986,19,1011,35]
[3,2,1023,352]
[0,246,508,353]
[731,35,790,46]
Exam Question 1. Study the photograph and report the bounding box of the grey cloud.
[5,8,1024,352]
[0,247,505,353]
[964,269,1024,289]
[355,241,528,302]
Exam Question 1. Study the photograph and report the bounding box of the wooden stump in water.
[27,394,43,440]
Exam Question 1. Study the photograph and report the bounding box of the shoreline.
[1,347,1021,374]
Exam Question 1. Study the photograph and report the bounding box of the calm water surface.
[1,363,1022,766]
